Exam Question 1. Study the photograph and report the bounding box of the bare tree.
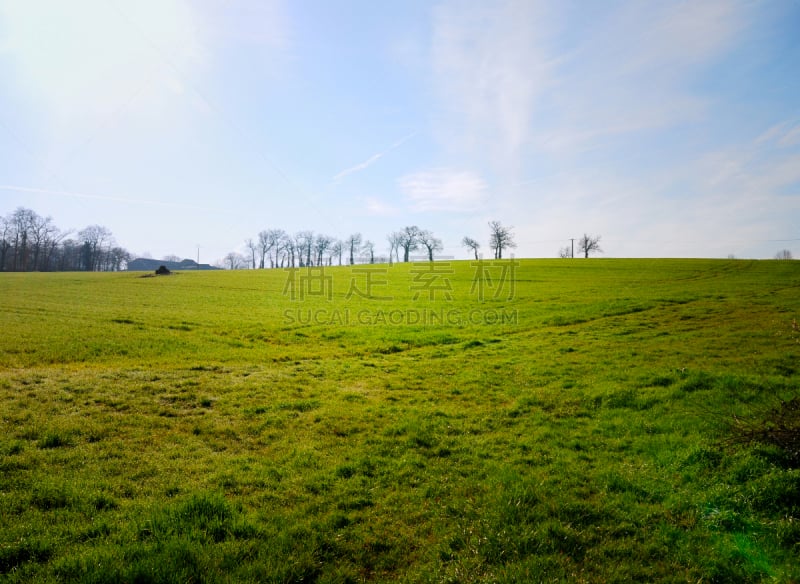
[330,240,344,265]
[244,238,258,269]
[558,246,572,259]
[346,233,362,265]
[775,249,793,260]
[78,225,113,271]
[41,225,68,271]
[0,215,12,270]
[397,226,421,262]
[270,229,288,267]
[278,232,294,267]
[163,254,182,262]
[488,221,516,259]
[109,247,132,271]
[387,232,402,265]
[224,252,246,269]
[362,240,375,264]
[58,238,80,271]
[314,234,334,266]
[29,213,57,270]
[462,236,480,260]
[0,209,57,271]
[419,229,443,262]
[295,231,314,267]
[257,230,277,268]
[578,233,602,258]
[10,207,35,270]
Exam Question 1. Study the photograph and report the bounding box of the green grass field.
[1,259,799,583]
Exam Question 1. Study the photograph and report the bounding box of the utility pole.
[569,238,575,259]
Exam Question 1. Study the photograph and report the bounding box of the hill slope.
[1,259,798,582]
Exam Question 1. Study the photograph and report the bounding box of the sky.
[1,0,799,263]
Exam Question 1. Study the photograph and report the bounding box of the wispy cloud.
[0,185,225,212]
[756,119,800,149]
[533,1,747,153]
[398,168,487,212]
[431,0,550,168]
[424,0,788,258]
[332,133,416,182]
[430,1,749,163]
[507,113,800,259]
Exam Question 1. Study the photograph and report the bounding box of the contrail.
[332,132,418,183]
[0,185,225,212]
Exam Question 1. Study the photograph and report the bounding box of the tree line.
[223,221,520,269]
[1,206,609,273]
[0,207,131,272]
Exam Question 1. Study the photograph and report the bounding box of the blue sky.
[1,0,798,262]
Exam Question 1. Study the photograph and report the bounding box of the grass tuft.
[0,539,53,574]
[680,371,716,393]
[37,430,73,449]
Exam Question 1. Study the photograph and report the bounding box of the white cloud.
[398,168,487,212]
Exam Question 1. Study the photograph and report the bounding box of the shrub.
[729,396,800,468]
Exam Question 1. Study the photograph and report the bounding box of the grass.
[0,258,799,582]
